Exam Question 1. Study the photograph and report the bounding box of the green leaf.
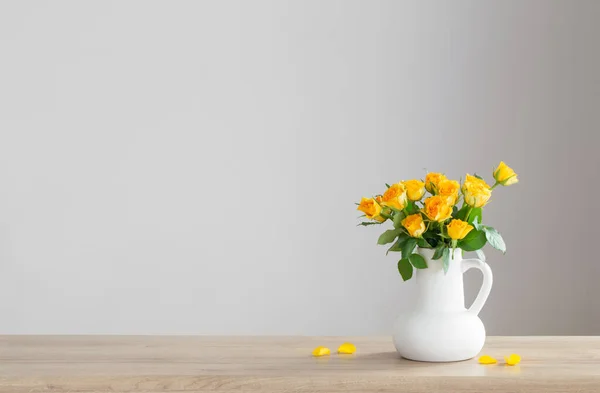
[357,221,382,227]
[467,207,482,225]
[377,229,402,245]
[386,233,409,255]
[473,173,484,180]
[475,248,486,262]
[401,237,418,259]
[472,216,483,231]
[392,211,406,229]
[442,247,450,274]
[458,229,487,251]
[432,245,445,260]
[452,205,458,216]
[380,211,391,220]
[483,226,506,253]
[455,205,470,220]
[417,237,431,248]
[385,183,391,188]
[423,236,438,248]
[397,258,413,281]
[409,253,427,269]
[405,201,420,215]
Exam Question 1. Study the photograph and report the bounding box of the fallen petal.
[505,353,521,366]
[337,342,356,354]
[478,355,497,364]
[312,346,330,357]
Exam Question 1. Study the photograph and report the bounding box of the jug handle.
[461,258,493,316]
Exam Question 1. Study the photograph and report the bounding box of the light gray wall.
[0,0,599,335]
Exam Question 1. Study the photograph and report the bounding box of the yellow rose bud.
[381,183,407,211]
[357,197,385,222]
[425,172,446,194]
[463,185,491,207]
[462,174,492,208]
[446,219,474,240]
[422,196,453,222]
[437,179,460,205]
[376,195,393,218]
[493,161,519,186]
[403,179,426,201]
[462,174,491,190]
[401,214,426,238]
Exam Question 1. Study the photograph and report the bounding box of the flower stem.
[465,206,473,222]
[491,182,500,190]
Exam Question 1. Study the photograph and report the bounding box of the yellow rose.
[376,195,393,218]
[381,183,407,211]
[437,179,460,205]
[493,161,519,186]
[462,174,490,190]
[446,219,474,240]
[425,172,446,194]
[402,214,426,238]
[422,196,453,222]
[462,174,492,208]
[403,179,425,201]
[357,197,385,222]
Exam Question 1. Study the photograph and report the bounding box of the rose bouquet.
[356,162,518,281]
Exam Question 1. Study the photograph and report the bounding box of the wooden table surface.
[0,336,599,392]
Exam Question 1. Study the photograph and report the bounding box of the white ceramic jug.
[393,247,493,362]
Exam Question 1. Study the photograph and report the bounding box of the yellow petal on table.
[312,346,330,357]
[337,342,356,354]
[505,353,521,366]
[478,355,498,364]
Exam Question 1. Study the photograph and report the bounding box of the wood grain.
[0,336,599,392]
